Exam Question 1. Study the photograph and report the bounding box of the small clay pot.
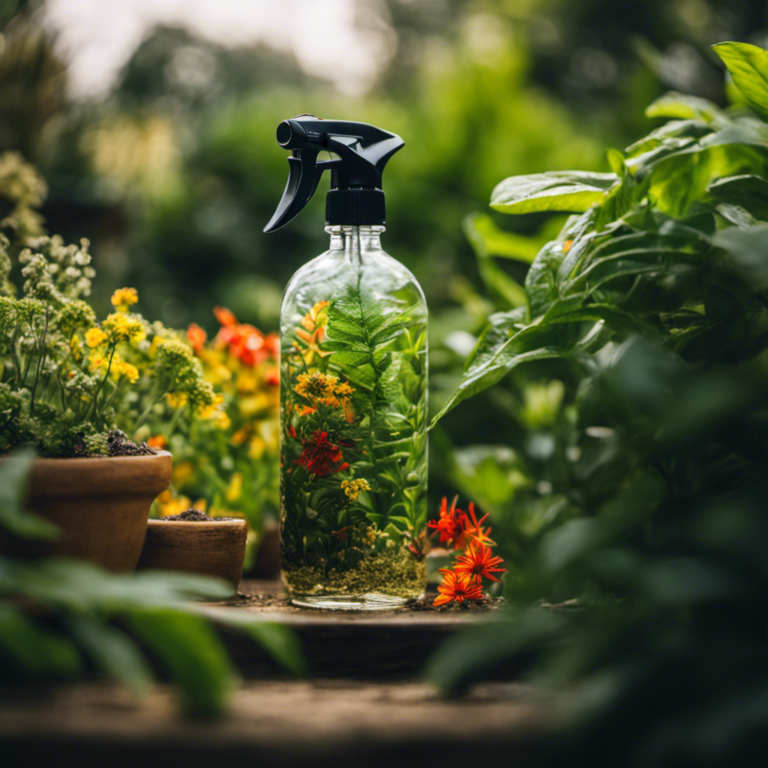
[137,519,247,593]
[0,451,172,572]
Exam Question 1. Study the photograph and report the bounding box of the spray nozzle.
[264,116,404,233]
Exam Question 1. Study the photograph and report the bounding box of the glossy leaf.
[713,42,768,120]
[645,92,721,122]
[490,171,617,214]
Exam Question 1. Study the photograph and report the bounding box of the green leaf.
[67,614,153,697]
[0,450,60,540]
[463,212,541,264]
[0,604,81,678]
[645,91,721,122]
[4,558,233,612]
[127,608,235,718]
[711,223,768,290]
[194,606,306,677]
[430,320,568,426]
[491,171,618,214]
[713,42,768,120]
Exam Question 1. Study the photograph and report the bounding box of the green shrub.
[429,42,768,765]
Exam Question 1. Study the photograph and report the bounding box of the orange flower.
[293,300,332,365]
[433,569,484,607]
[461,502,496,547]
[454,543,506,583]
[146,435,167,450]
[428,496,467,549]
[187,323,207,352]
[214,306,237,328]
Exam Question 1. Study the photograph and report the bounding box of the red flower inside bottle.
[294,430,350,477]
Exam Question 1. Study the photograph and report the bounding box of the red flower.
[287,424,297,439]
[454,543,506,583]
[428,496,467,549]
[294,430,348,477]
[186,323,207,352]
[433,569,484,607]
[461,502,496,547]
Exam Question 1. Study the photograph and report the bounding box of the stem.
[88,343,117,426]
[29,309,50,415]
[134,376,169,432]
[9,326,22,389]
[165,402,186,440]
[103,375,125,412]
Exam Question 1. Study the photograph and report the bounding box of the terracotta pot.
[0,451,172,572]
[137,519,247,593]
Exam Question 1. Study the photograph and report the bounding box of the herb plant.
[427,42,768,764]
[0,155,222,458]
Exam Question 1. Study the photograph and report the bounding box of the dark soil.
[159,509,240,522]
[106,430,155,457]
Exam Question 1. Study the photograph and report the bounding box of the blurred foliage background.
[3,0,766,455]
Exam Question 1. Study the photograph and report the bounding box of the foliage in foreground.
[0,452,304,716]
[429,42,768,765]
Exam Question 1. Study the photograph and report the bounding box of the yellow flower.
[340,478,371,502]
[85,327,107,348]
[88,351,107,374]
[172,461,194,486]
[113,358,139,383]
[156,490,192,517]
[111,287,139,312]
[294,371,338,401]
[166,391,188,408]
[103,312,145,344]
[334,382,355,398]
[226,471,243,502]
[248,436,266,459]
[198,393,225,418]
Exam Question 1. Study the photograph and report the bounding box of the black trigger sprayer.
[263,115,404,232]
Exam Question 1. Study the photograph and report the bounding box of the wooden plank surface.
[0,679,546,767]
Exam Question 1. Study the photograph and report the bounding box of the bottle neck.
[326,225,385,257]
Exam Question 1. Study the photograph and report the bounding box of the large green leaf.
[127,608,235,718]
[713,42,768,120]
[0,450,60,540]
[712,224,768,290]
[429,317,571,426]
[490,171,617,214]
[195,606,306,676]
[0,604,81,677]
[2,558,233,610]
[67,614,153,697]
[463,212,541,263]
[645,92,721,122]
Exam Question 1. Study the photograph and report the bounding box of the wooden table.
[0,580,546,766]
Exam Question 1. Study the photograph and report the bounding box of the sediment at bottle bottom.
[282,545,427,610]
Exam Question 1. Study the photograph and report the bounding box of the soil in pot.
[137,510,247,593]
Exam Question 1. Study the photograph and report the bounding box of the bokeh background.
[4,0,765,458]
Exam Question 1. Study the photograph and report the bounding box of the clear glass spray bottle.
[265,117,427,609]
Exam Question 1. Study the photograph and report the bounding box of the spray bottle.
[265,116,427,609]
